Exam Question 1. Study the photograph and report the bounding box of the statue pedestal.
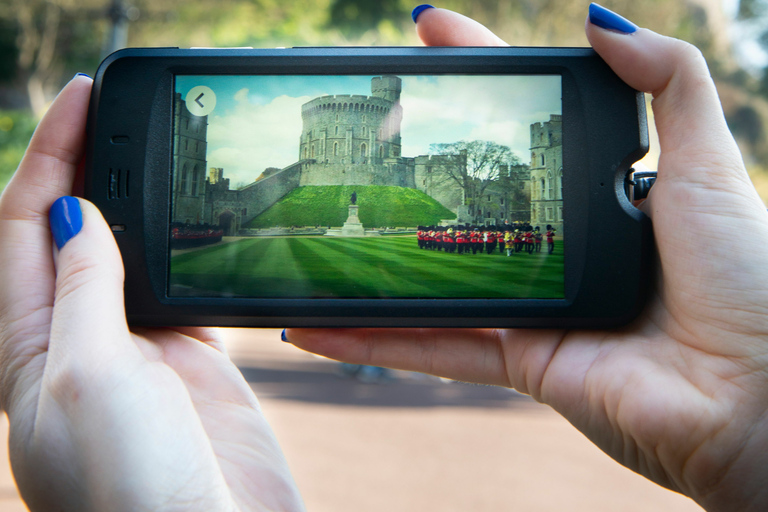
[340,204,365,237]
[325,204,380,237]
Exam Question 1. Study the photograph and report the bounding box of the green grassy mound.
[244,185,456,228]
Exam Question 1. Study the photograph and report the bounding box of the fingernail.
[589,3,638,34]
[412,4,434,23]
[281,329,289,342]
[73,73,91,80]
[49,196,83,250]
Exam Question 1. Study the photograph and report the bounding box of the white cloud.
[399,75,560,158]
[205,94,311,187]
[201,75,560,185]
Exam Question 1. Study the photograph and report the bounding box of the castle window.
[547,171,553,200]
[362,127,367,136]
[546,208,554,221]
[541,154,545,166]
[360,143,367,158]
[191,167,199,196]
[334,142,339,156]
[335,126,339,135]
[311,145,315,158]
[379,145,384,158]
[363,114,367,122]
[336,114,339,121]
[180,165,189,194]
[541,178,545,199]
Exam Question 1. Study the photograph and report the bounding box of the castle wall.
[171,94,208,224]
[300,159,413,188]
[529,114,563,232]
[236,160,307,225]
[413,155,464,214]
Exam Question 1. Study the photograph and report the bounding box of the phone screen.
[168,74,564,299]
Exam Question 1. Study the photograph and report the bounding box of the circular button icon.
[185,86,216,117]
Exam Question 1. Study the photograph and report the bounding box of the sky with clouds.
[176,74,560,187]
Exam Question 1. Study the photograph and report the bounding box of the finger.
[413,6,508,47]
[284,327,564,387]
[585,5,751,194]
[47,197,139,370]
[0,76,93,414]
[586,4,768,346]
[0,75,92,223]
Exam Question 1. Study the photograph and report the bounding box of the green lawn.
[170,235,564,299]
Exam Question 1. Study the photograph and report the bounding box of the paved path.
[1,328,704,511]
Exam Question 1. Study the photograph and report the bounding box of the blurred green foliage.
[0,0,767,203]
[0,109,37,193]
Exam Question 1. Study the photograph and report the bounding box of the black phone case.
[85,46,651,327]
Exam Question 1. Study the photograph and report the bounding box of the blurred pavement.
[1,328,704,511]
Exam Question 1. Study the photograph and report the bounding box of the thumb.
[48,196,136,365]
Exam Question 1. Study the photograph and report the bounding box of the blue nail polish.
[589,3,637,34]
[281,329,289,342]
[74,73,91,80]
[50,196,83,250]
[412,4,434,23]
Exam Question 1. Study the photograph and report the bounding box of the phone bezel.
[85,46,651,327]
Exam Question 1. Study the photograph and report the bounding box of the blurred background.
[1,0,768,199]
[0,0,766,510]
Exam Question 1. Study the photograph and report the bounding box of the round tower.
[529,114,563,232]
[297,76,405,186]
[371,75,402,103]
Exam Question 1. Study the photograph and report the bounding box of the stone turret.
[529,114,563,232]
[297,76,407,187]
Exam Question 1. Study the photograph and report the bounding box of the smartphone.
[84,46,651,327]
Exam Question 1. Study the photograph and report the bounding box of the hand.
[285,6,768,511]
[0,77,303,511]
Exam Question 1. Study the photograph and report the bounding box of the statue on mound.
[350,191,357,205]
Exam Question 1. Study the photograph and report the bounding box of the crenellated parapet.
[298,76,404,186]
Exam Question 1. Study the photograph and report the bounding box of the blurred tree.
[737,0,768,95]
[0,0,108,114]
[327,0,407,37]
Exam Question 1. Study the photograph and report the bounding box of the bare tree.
[429,140,521,222]
[11,0,64,116]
